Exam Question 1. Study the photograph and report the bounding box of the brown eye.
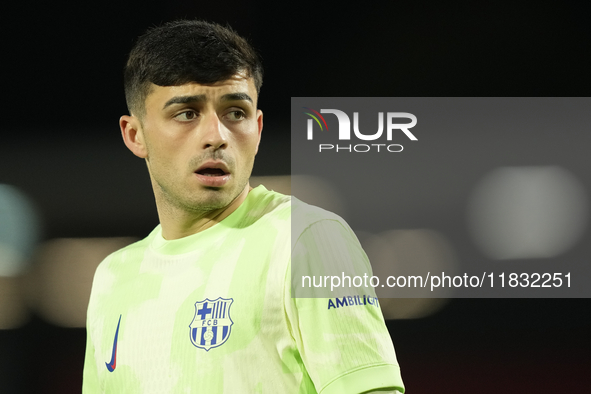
[183,111,197,120]
[226,110,245,121]
[175,111,197,121]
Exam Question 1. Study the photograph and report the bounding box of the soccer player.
[83,20,404,394]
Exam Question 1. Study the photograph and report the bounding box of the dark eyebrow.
[163,94,206,109]
[220,93,253,103]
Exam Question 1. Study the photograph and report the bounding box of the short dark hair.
[124,20,263,116]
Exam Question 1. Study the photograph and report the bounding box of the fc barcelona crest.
[189,297,234,351]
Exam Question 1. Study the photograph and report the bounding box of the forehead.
[145,75,258,110]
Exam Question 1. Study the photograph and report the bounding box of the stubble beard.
[151,155,252,216]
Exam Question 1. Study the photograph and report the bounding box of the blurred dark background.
[1,1,590,393]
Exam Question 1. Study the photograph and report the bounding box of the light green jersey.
[83,185,404,393]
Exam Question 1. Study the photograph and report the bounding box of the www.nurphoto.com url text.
[301,272,572,292]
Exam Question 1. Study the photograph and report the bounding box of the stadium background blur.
[1,2,590,393]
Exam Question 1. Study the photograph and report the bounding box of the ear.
[120,115,148,158]
[254,109,263,155]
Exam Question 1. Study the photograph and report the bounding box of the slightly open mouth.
[196,168,228,177]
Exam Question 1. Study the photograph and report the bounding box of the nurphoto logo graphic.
[303,107,418,153]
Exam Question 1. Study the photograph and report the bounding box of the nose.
[200,113,227,150]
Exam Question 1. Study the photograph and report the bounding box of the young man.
[83,20,405,394]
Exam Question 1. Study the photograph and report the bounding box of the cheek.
[240,140,261,159]
[145,128,185,160]
[146,141,184,176]
[238,127,261,149]
[231,132,259,154]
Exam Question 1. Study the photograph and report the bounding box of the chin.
[188,190,238,212]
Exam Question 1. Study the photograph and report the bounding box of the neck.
[155,185,251,240]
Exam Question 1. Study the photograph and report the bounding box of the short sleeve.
[82,325,100,394]
[82,257,106,394]
[286,219,405,394]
